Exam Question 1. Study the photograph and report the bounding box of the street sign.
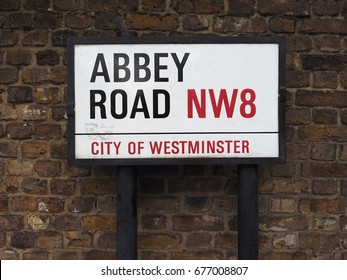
[67,36,285,165]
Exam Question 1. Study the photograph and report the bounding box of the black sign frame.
[67,36,286,166]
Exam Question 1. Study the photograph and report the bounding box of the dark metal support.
[117,166,137,260]
[237,164,259,260]
[116,30,138,260]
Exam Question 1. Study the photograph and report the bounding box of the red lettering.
[240,88,256,118]
[209,89,238,118]
[187,89,206,118]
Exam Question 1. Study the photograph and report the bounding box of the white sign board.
[68,37,285,165]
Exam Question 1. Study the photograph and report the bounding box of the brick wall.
[0,0,346,260]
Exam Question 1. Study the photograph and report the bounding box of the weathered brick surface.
[1,0,346,260]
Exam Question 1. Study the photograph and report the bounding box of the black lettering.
[110,89,127,119]
[153,89,170,118]
[90,54,110,83]
[90,90,106,119]
[130,89,150,118]
[134,53,151,82]
[154,53,169,82]
[171,53,190,82]
[114,53,130,82]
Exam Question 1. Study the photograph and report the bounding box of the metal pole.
[117,166,137,259]
[116,31,138,260]
[237,164,259,260]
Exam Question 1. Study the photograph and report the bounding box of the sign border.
[67,36,286,166]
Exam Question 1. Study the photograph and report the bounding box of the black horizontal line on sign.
[75,132,279,136]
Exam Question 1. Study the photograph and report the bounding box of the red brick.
[259,215,308,231]
[312,0,339,16]
[298,19,347,34]
[36,231,63,249]
[0,31,18,46]
[23,30,49,46]
[299,126,347,142]
[183,15,209,31]
[0,67,18,83]
[23,251,48,260]
[11,231,37,249]
[260,251,306,260]
[9,13,33,28]
[83,215,116,231]
[11,196,36,212]
[286,70,310,88]
[215,232,238,249]
[313,35,341,53]
[286,35,312,52]
[258,0,309,16]
[286,108,311,125]
[142,214,166,230]
[0,0,20,10]
[66,12,92,29]
[173,215,224,231]
[98,232,116,249]
[36,50,60,66]
[52,30,77,47]
[126,14,179,31]
[36,87,60,104]
[67,231,92,248]
[313,72,338,89]
[142,0,166,11]
[312,180,338,195]
[296,90,347,108]
[20,105,48,121]
[7,50,31,65]
[86,0,138,12]
[96,196,116,213]
[24,0,50,10]
[172,0,224,14]
[286,143,310,160]
[308,216,337,232]
[138,234,182,250]
[80,179,115,195]
[302,162,347,177]
[94,13,122,30]
[84,250,116,260]
[139,196,180,213]
[299,234,339,250]
[272,233,297,249]
[228,0,255,15]
[52,215,81,231]
[50,179,76,195]
[269,17,295,33]
[7,160,34,176]
[313,109,337,124]
[0,142,17,157]
[23,68,49,84]
[301,55,347,71]
[8,86,33,103]
[0,215,24,230]
[214,16,266,33]
[34,124,61,139]
[22,178,47,194]
[311,144,336,161]
[171,251,222,260]
[186,233,212,248]
[168,178,223,192]
[270,161,296,177]
[38,197,65,213]
[68,197,94,213]
[35,12,62,29]
[35,160,61,177]
[300,198,343,214]
[53,0,80,11]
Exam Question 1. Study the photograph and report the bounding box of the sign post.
[67,36,285,259]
